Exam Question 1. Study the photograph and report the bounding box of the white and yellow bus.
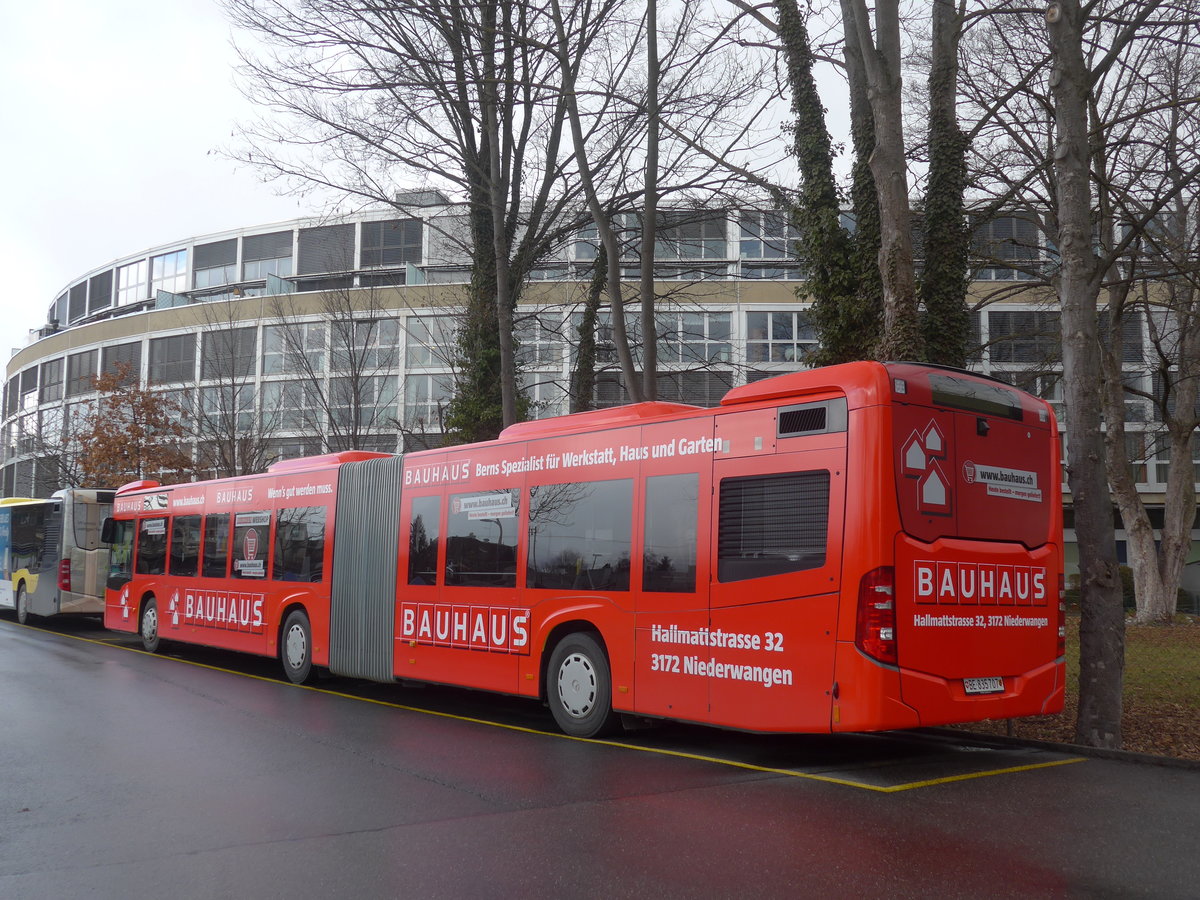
[0,489,114,624]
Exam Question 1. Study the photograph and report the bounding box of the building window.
[404,317,456,369]
[151,250,188,296]
[243,230,294,281]
[298,224,354,275]
[202,328,258,380]
[149,334,197,385]
[739,210,798,259]
[261,380,323,430]
[971,215,1043,280]
[263,323,327,376]
[68,282,88,322]
[331,319,399,372]
[117,259,149,306]
[194,239,238,289]
[361,219,422,267]
[101,341,143,383]
[39,359,64,403]
[746,310,818,364]
[88,270,114,314]
[657,311,731,364]
[403,374,452,432]
[200,384,256,432]
[330,375,399,429]
[988,311,1062,364]
[656,211,727,259]
[66,350,98,397]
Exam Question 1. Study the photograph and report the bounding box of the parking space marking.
[31,623,1088,792]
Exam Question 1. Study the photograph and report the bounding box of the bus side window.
[717,471,830,583]
[643,473,699,593]
[408,496,440,586]
[527,480,633,591]
[445,489,520,587]
[232,511,271,579]
[170,515,201,578]
[273,507,326,582]
[135,518,168,576]
[202,514,230,578]
[107,519,135,589]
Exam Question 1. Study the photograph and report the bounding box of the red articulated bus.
[103,361,1065,737]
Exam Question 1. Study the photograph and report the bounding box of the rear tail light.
[58,559,71,592]
[856,566,897,665]
[1057,573,1066,658]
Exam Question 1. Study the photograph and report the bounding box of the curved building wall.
[5,207,1196,589]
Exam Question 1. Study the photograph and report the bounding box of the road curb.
[926,726,1200,771]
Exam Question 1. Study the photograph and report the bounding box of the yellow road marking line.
[26,623,1088,792]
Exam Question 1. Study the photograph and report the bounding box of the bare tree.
[223,0,625,437]
[192,302,280,478]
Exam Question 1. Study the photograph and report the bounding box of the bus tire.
[281,610,315,685]
[16,584,30,625]
[140,597,162,653]
[547,632,620,738]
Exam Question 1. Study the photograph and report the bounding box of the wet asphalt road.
[2,618,1199,899]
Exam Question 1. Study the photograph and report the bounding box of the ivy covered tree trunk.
[444,168,509,444]
[919,0,970,368]
[775,0,876,365]
[570,249,607,413]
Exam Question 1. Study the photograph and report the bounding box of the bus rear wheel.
[281,610,315,685]
[548,633,620,738]
[16,584,30,625]
[140,598,161,653]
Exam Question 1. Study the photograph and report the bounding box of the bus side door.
[706,412,847,732]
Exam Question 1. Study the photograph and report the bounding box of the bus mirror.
[100,516,116,544]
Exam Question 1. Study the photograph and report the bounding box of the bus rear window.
[927,373,1023,420]
[717,471,829,582]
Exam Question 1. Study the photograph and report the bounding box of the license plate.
[964,676,1004,695]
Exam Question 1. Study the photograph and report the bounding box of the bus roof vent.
[777,398,847,438]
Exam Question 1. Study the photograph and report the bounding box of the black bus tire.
[281,609,315,685]
[547,632,620,738]
[140,597,161,653]
[16,584,30,625]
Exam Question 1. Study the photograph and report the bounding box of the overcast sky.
[0,0,848,361]
[0,0,309,355]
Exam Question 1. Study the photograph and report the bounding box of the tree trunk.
[1047,0,1125,749]
[847,0,922,361]
[639,0,660,403]
[919,0,970,368]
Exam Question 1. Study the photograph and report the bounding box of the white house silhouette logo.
[901,421,952,515]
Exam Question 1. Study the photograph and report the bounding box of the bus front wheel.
[140,598,161,653]
[281,610,315,685]
[16,584,30,625]
[547,633,620,738]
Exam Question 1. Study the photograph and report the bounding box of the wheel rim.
[557,651,598,719]
[143,606,158,641]
[17,589,26,621]
[286,623,308,670]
